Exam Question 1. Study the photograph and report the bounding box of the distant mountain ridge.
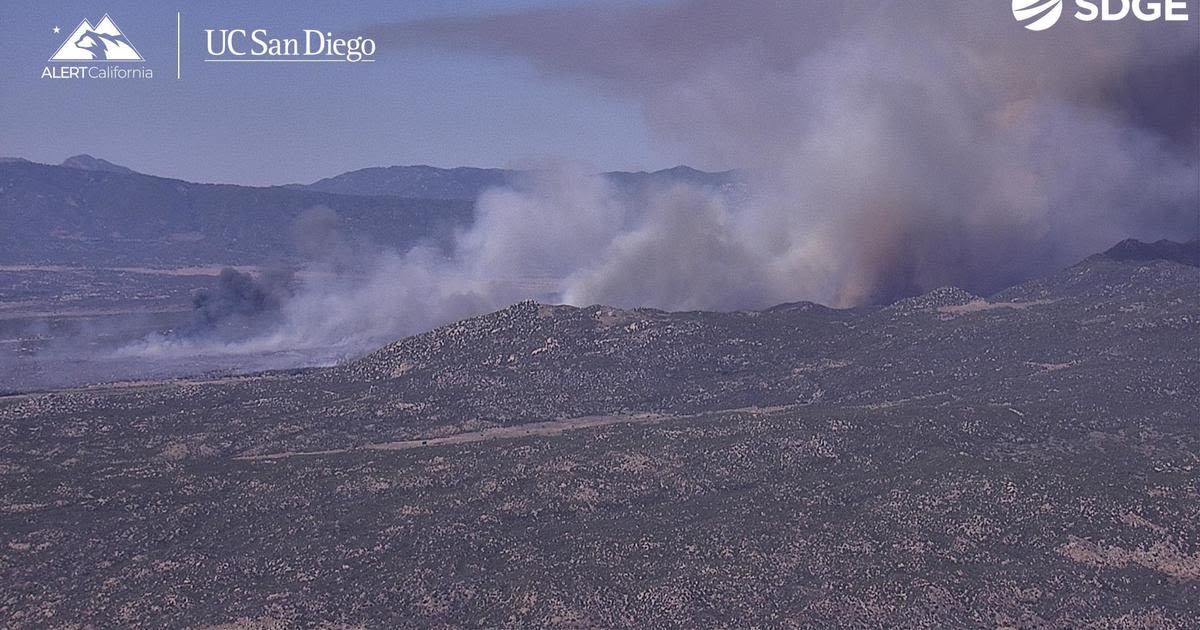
[0,159,472,266]
[296,165,516,200]
[0,157,737,267]
[1099,238,1199,267]
[295,163,739,200]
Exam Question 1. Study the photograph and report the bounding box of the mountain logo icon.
[1012,0,1065,31]
[49,15,144,61]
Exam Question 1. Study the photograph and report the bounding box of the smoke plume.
[188,268,292,333]
[124,0,1198,361]
[369,0,1197,308]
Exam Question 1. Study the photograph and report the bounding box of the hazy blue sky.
[0,1,671,185]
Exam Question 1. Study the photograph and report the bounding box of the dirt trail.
[938,298,1056,315]
[235,404,808,461]
[235,413,673,461]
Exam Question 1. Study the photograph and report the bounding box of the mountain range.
[0,157,735,265]
[0,158,471,265]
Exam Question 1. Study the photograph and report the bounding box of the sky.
[0,0,671,185]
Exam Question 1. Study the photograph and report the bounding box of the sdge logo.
[1012,0,1191,30]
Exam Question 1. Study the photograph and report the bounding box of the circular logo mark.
[1012,0,1065,31]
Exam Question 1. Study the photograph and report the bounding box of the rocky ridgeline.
[335,299,841,421]
[311,248,1200,433]
[998,255,1200,302]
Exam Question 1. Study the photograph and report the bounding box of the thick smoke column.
[189,268,291,332]
[369,0,1198,306]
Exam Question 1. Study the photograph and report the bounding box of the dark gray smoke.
[188,267,292,334]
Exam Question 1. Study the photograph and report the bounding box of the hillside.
[1,243,1196,627]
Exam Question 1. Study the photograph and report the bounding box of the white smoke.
[368,0,1197,306]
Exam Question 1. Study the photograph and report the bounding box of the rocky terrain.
[0,242,1197,627]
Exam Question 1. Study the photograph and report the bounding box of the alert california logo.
[43,14,153,80]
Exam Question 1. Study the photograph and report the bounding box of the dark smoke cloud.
[188,267,292,333]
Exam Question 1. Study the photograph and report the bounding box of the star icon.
[53,26,60,34]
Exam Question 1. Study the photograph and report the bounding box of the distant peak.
[657,165,705,175]
[61,154,136,175]
[1099,238,1199,268]
[606,165,729,177]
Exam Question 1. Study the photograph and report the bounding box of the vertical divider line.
[176,12,181,80]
